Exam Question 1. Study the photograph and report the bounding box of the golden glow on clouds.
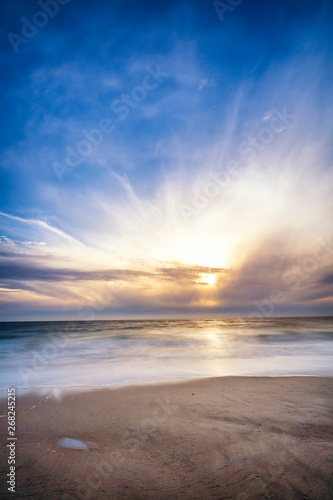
[1,106,333,319]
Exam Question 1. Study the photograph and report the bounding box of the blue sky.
[0,0,333,320]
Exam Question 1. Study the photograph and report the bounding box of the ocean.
[0,317,333,391]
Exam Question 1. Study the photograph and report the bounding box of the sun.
[200,273,216,286]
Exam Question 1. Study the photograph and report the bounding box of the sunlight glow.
[200,273,216,286]
[172,236,229,268]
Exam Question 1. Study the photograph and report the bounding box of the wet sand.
[0,377,333,499]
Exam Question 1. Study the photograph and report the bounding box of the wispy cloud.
[0,211,83,246]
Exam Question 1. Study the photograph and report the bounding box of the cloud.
[317,272,333,286]
[156,265,226,284]
[0,262,152,283]
[0,260,226,285]
[0,211,83,246]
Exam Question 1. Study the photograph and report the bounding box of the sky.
[0,0,333,321]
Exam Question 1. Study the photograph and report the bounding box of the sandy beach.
[0,376,332,499]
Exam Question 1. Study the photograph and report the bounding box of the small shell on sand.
[56,437,89,450]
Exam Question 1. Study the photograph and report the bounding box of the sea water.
[0,317,332,390]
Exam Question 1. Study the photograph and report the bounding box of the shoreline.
[1,372,333,399]
[1,376,333,498]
